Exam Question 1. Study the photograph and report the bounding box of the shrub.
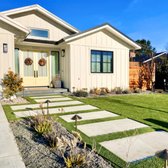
[44,132,61,148]
[61,137,93,168]
[63,152,86,168]
[72,131,82,141]
[73,90,88,97]
[115,87,122,94]
[2,69,23,98]
[100,88,107,95]
[133,88,142,93]
[31,114,52,135]
[105,87,110,93]
[122,89,131,94]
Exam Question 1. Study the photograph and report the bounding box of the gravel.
[0,97,28,105]
[10,120,113,168]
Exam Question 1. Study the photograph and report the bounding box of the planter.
[52,80,61,88]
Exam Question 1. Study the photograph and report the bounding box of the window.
[91,50,113,73]
[15,48,19,74]
[29,29,49,38]
[51,51,60,78]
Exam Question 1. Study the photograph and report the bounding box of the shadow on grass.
[145,118,168,130]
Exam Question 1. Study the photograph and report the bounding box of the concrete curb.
[0,104,25,168]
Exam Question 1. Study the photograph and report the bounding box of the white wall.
[0,22,16,97]
[11,11,74,41]
[0,23,15,78]
[60,45,71,89]
[68,30,131,92]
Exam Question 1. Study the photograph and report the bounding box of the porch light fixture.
[61,49,65,57]
[3,43,8,53]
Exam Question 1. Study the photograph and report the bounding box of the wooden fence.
[129,62,141,89]
[129,62,155,90]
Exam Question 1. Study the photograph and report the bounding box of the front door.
[21,50,49,87]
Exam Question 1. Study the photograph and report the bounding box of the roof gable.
[60,23,141,50]
[1,4,79,34]
[0,14,29,34]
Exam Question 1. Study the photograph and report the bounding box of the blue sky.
[0,0,168,51]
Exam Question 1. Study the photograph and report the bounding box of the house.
[0,4,141,93]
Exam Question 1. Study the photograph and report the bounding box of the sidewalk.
[0,104,25,168]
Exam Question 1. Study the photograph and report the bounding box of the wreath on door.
[38,58,47,66]
[24,58,33,66]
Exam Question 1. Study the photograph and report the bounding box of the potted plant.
[52,75,62,88]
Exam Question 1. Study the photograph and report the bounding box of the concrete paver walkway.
[0,105,25,168]
[34,97,72,103]
[30,95,63,99]
[78,118,149,137]
[60,110,118,122]
[100,131,168,162]
[14,105,98,118]
[11,100,83,111]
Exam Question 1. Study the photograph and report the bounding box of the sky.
[0,0,168,52]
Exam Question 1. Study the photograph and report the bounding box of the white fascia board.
[105,25,141,50]
[143,52,167,63]
[64,26,106,43]
[1,4,79,33]
[0,14,29,34]
[64,24,141,50]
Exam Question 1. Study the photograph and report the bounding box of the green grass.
[79,93,168,132]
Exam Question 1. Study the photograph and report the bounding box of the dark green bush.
[122,89,131,94]
[115,87,122,94]
[73,90,88,97]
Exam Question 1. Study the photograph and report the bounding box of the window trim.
[91,50,114,73]
[28,28,49,39]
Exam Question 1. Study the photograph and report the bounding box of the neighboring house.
[0,4,141,92]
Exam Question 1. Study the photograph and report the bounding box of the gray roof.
[57,23,141,48]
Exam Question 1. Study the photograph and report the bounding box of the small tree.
[135,39,156,91]
[2,69,23,98]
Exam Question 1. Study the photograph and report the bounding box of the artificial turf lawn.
[79,93,168,132]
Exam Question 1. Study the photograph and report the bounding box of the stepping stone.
[78,119,148,137]
[14,105,98,118]
[11,101,83,111]
[35,97,72,103]
[100,131,168,162]
[31,95,63,99]
[60,111,118,122]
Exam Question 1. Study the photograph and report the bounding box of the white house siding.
[0,22,16,97]
[0,24,16,77]
[68,30,131,92]
[60,45,71,89]
[10,11,74,41]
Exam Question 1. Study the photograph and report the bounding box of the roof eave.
[61,24,141,50]
[1,4,79,34]
[0,14,29,34]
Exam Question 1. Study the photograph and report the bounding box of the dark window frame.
[91,50,113,73]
